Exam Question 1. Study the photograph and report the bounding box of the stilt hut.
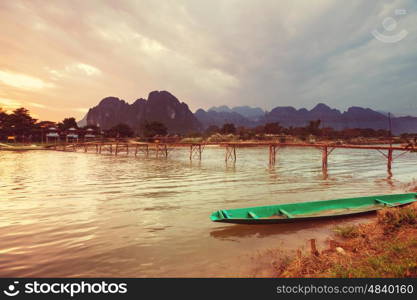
[84,128,96,141]
[66,127,79,143]
[46,127,60,143]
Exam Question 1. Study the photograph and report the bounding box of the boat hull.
[210,193,417,224]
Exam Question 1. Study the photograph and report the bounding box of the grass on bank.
[273,203,417,278]
[333,225,360,238]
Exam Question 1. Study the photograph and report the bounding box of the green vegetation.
[378,206,417,233]
[0,104,399,142]
[58,117,78,131]
[106,123,134,138]
[276,203,417,278]
[200,120,392,143]
[333,225,359,238]
[142,121,168,137]
[0,106,101,142]
[1,107,42,142]
[331,238,417,277]
[220,123,236,134]
[180,137,204,143]
[0,107,36,137]
[206,133,238,143]
[263,122,282,134]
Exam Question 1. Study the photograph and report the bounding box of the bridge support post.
[269,144,278,166]
[164,144,168,158]
[134,144,149,158]
[156,144,168,158]
[190,144,202,160]
[387,148,393,172]
[225,144,236,162]
[322,146,328,170]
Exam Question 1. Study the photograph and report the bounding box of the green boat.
[210,193,417,224]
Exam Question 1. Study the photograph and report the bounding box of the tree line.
[0,106,168,142]
[198,120,392,141]
[0,106,395,142]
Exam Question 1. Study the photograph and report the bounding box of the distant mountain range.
[79,90,417,135]
[208,105,265,120]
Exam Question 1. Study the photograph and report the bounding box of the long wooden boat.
[210,193,417,224]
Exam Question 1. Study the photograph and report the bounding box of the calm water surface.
[0,147,416,277]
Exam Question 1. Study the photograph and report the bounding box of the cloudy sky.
[0,0,416,121]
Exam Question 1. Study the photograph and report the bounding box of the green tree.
[0,108,8,139]
[6,107,37,136]
[107,123,134,138]
[237,126,255,140]
[36,121,57,128]
[307,119,321,136]
[264,122,282,134]
[58,117,78,131]
[142,121,168,137]
[220,123,236,134]
[205,125,220,135]
[0,107,7,128]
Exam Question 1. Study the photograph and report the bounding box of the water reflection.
[322,168,329,180]
[386,170,394,186]
[225,161,236,170]
[210,214,373,240]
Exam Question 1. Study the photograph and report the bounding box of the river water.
[0,146,416,277]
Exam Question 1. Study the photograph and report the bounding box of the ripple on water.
[0,148,415,276]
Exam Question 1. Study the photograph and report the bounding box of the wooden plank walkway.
[48,141,416,174]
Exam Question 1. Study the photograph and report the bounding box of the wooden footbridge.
[48,140,416,174]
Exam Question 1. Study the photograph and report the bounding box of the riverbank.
[267,202,417,277]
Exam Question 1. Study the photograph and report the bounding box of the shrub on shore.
[333,225,359,238]
[207,133,238,142]
[180,137,204,143]
[378,205,417,232]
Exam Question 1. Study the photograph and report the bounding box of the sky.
[0,0,416,122]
